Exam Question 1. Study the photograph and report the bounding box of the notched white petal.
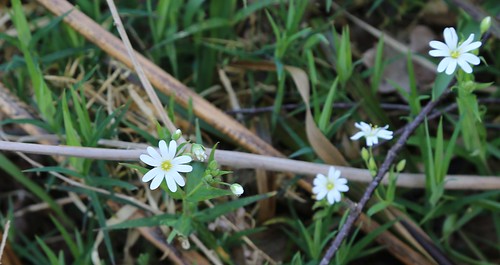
[140,154,160,167]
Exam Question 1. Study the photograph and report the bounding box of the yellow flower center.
[450,50,460,59]
[161,160,173,171]
[326,182,335,191]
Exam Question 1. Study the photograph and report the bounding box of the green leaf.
[193,192,275,222]
[318,77,339,133]
[23,166,86,179]
[62,91,83,171]
[50,216,79,259]
[431,72,453,100]
[0,154,70,225]
[106,213,179,230]
[86,176,137,190]
[36,236,60,265]
[88,192,115,264]
[367,201,390,216]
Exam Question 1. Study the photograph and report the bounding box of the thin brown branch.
[319,89,453,265]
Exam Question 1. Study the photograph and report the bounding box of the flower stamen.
[161,160,173,171]
[450,50,460,59]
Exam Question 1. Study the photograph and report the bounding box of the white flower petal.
[159,140,169,158]
[336,178,348,185]
[326,191,335,204]
[332,190,342,203]
[460,41,481,53]
[459,33,475,48]
[165,174,177,192]
[366,136,374,146]
[445,59,458,75]
[328,167,340,179]
[147,146,162,160]
[443,27,458,49]
[173,155,192,165]
[316,189,328,200]
[142,167,162,182]
[312,185,323,195]
[150,172,165,190]
[350,131,365,140]
[377,130,393,140]
[437,57,451,73]
[139,154,160,167]
[167,140,177,160]
[429,49,449,57]
[457,59,473,73]
[314,174,327,186]
[171,171,185,187]
[461,53,480,65]
[337,183,349,192]
[174,164,193,173]
[429,40,449,51]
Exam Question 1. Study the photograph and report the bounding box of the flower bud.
[191,144,207,162]
[480,16,491,35]
[368,157,377,171]
[396,159,406,172]
[172,129,182,140]
[208,160,218,170]
[204,173,214,183]
[361,147,369,161]
[230,184,244,196]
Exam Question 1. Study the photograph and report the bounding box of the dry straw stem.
[1,140,499,190]
[105,0,176,134]
[36,0,282,157]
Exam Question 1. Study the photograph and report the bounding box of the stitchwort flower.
[140,140,193,191]
[312,167,349,205]
[429,27,482,75]
[350,122,393,147]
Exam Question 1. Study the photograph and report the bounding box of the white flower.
[139,140,193,191]
[429,27,482,75]
[312,167,349,205]
[350,122,393,147]
[191,144,207,162]
[230,183,244,196]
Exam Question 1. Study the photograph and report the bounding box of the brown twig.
[319,89,453,265]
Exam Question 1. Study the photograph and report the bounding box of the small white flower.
[312,167,349,205]
[139,140,193,191]
[230,183,244,196]
[350,122,393,147]
[191,144,207,162]
[429,27,482,75]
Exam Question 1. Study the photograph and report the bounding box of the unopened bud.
[368,157,377,171]
[396,159,406,172]
[230,184,244,196]
[480,16,491,35]
[172,129,182,140]
[361,147,369,161]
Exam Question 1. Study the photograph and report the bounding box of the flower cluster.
[312,122,395,205]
